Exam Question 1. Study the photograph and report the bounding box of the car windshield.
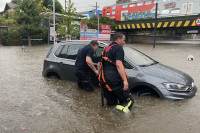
[123,46,158,66]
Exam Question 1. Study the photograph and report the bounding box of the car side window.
[54,45,64,57]
[47,47,53,58]
[67,44,85,60]
[124,61,134,69]
[59,45,68,58]
[93,47,103,63]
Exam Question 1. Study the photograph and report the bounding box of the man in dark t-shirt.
[75,40,99,92]
[100,32,133,113]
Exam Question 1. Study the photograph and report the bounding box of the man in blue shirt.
[75,40,99,92]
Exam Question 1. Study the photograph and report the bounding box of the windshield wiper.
[150,61,159,65]
[139,61,159,67]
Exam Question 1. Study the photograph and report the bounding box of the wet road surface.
[0,44,200,133]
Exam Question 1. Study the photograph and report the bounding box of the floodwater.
[0,44,200,133]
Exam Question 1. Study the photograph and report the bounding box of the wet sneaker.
[115,99,133,113]
[115,105,130,113]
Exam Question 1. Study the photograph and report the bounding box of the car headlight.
[162,83,189,92]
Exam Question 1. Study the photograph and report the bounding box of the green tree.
[42,0,64,13]
[116,0,131,4]
[81,15,116,31]
[12,0,63,13]
[57,0,79,39]
[15,0,44,46]
[0,13,16,25]
[11,0,22,4]
[42,0,52,7]
[55,0,64,13]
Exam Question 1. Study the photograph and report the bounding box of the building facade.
[102,0,200,21]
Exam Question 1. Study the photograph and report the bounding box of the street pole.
[47,4,53,44]
[53,0,56,44]
[153,2,158,48]
[92,2,100,41]
[48,16,50,45]
[96,2,99,41]
[65,0,66,12]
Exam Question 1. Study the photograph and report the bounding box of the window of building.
[112,11,115,15]
[107,12,110,15]
[154,0,161,4]
[145,1,152,5]
[137,2,144,6]
[130,3,136,7]
[103,9,106,15]
[122,4,128,8]
[112,6,116,9]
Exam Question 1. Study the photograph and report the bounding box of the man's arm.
[86,56,98,75]
[116,60,128,91]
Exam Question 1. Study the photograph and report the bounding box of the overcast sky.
[0,0,11,12]
[0,0,116,12]
[59,0,116,12]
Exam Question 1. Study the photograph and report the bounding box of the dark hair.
[90,40,99,46]
[112,32,124,41]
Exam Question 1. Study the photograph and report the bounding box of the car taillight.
[44,59,46,64]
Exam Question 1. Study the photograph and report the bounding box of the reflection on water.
[0,44,200,133]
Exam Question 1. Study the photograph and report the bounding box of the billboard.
[98,25,111,41]
[80,23,110,41]
[80,23,98,40]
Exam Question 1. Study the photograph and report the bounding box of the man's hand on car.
[123,80,129,91]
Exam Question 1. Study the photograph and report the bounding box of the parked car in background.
[42,41,197,100]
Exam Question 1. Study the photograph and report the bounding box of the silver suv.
[42,41,197,100]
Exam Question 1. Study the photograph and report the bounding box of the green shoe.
[122,106,130,113]
[115,105,130,113]
[115,99,133,113]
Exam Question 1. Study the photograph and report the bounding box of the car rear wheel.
[50,75,59,79]
[47,72,60,80]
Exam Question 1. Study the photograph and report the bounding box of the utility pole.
[97,2,99,41]
[92,2,100,40]
[153,2,158,48]
[65,0,66,12]
[53,0,56,44]
[91,2,99,10]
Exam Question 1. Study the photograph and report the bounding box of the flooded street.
[0,44,200,133]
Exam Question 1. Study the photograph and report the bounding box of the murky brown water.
[0,44,200,133]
